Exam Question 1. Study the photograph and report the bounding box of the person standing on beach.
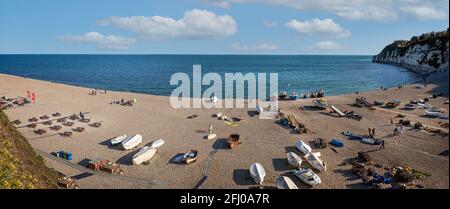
[368,128,372,137]
[390,118,394,125]
[372,128,376,137]
[380,140,385,150]
[104,89,107,94]
[79,111,84,121]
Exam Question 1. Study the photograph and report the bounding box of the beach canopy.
[330,139,344,147]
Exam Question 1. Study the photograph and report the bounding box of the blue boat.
[330,139,344,147]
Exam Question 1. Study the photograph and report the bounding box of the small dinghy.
[296,140,312,155]
[121,134,142,150]
[250,163,266,185]
[132,146,157,165]
[305,152,326,172]
[425,110,440,117]
[330,139,344,147]
[110,134,127,146]
[174,150,198,164]
[292,168,322,186]
[276,176,298,189]
[149,139,165,149]
[361,137,376,145]
[341,130,353,137]
[286,152,302,168]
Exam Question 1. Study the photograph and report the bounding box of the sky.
[0,0,448,55]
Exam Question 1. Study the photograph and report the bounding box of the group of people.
[90,89,107,95]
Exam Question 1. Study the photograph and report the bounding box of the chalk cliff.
[373,29,449,74]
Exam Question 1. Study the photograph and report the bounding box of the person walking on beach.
[368,128,372,138]
[400,125,404,135]
[379,140,385,150]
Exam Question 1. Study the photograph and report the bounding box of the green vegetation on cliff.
[0,111,58,189]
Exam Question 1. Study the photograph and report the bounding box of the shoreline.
[1,72,448,189]
[0,70,424,100]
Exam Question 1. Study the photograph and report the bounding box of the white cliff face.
[373,33,449,74]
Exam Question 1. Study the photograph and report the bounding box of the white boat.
[313,99,328,109]
[121,134,142,150]
[276,176,298,189]
[150,139,165,149]
[296,140,312,155]
[110,134,127,146]
[132,146,157,165]
[250,163,266,185]
[361,137,376,145]
[304,152,326,172]
[425,110,440,117]
[286,152,302,168]
[292,168,322,186]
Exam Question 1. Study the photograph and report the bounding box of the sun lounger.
[330,105,346,117]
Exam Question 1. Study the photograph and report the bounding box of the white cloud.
[97,9,237,40]
[312,41,345,51]
[58,32,135,50]
[285,18,351,39]
[400,6,448,20]
[204,0,449,22]
[230,43,278,51]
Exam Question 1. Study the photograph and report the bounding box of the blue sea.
[0,55,419,97]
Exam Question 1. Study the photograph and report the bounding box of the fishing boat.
[291,168,322,186]
[121,134,142,150]
[110,134,127,146]
[286,152,302,168]
[150,139,165,149]
[276,176,298,189]
[278,91,288,100]
[250,163,266,185]
[296,140,312,155]
[425,110,441,117]
[132,146,157,165]
[289,92,299,100]
[313,99,328,109]
[304,152,326,171]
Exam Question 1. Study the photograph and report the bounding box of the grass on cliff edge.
[0,110,58,189]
